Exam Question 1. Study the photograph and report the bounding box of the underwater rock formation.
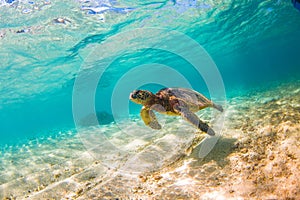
[79,111,114,126]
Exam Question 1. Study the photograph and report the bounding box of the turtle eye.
[131,90,140,99]
[131,93,137,99]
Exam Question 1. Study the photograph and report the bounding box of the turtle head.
[130,90,155,105]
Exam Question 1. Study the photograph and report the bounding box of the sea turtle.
[129,88,223,136]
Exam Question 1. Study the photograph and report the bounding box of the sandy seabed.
[1,81,300,200]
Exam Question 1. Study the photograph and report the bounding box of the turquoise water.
[1,0,300,145]
[1,1,300,199]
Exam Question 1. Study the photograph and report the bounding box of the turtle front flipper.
[173,101,215,136]
[140,107,162,130]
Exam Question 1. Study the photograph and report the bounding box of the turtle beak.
[130,90,138,100]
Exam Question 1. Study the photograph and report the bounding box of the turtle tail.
[212,103,223,112]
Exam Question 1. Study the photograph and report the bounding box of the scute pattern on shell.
[155,88,212,111]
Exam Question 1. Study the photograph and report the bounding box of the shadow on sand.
[189,136,238,168]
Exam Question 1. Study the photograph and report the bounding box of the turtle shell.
[156,88,213,112]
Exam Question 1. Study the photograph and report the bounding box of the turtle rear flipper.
[140,107,162,130]
[174,101,215,136]
[212,103,223,112]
